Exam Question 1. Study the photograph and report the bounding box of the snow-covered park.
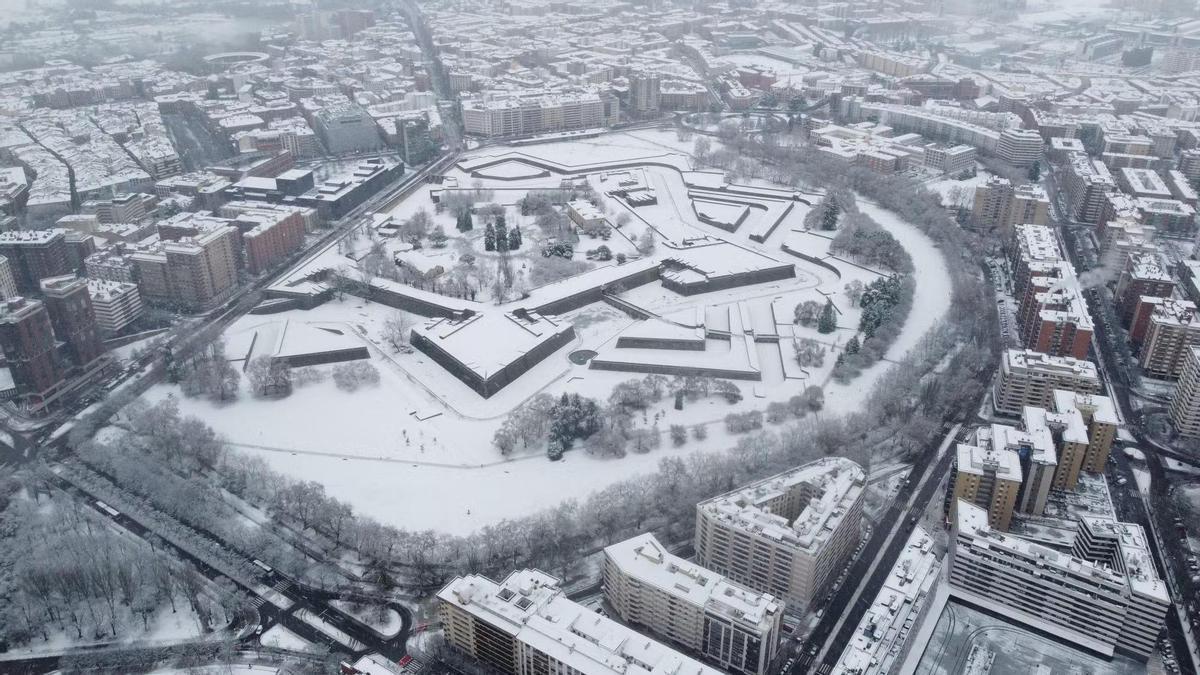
[135,130,953,535]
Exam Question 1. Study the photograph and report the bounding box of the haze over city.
[0,0,1198,674]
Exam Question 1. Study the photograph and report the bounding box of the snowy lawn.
[140,135,952,536]
[330,600,404,637]
[259,624,314,651]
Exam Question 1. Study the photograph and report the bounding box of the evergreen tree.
[508,226,521,250]
[821,202,839,230]
[845,335,860,354]
[484,223,496,251]
[1027,160,1041,182]
[456,210,473,232]
[817,299,837,334]
[495,215,509,253]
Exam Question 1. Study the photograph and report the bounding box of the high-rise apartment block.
[694,458,864,612]
[993,349,1101,417]
[1137,297,1200,379]
[950,441,1022,531]
[218,202,308,275]
[0,297,62,400]
[1011,225,1093,360]
[603,533,782,675]
[437,569,723,675]
[87,279,144,336]
[972,178,1049,232]
[39,275,103,370]
[950,501,1167,660]
[996,128,1042,167]
[0,255,17,300]
[1169,346,1200,438]
[1114,253,1175,324]
[629,73,662,115]
[0,229,69,293]
[1052,389,1118,476]
[130,226,239,312]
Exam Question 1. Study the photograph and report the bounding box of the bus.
[252,559,274,574]
[95,501,120,518]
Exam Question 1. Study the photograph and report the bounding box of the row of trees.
[830,212,914,274]
[493,375,745,460]
[833,276,916,382]
[0,485,234,648]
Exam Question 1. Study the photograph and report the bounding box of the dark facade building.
[40,275,104,369]
[0,297,62,400]
[0,229,69,293]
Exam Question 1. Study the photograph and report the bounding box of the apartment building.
[437,569,723,675]
[831,527,942,675]
[1007,184,1051,229]
[695,458,864,612]
[950,441,1022,531]
[602,533,782,675]
[463,92,606,138]
[1114,253,1175,324]
[87,279,143,336]
[131,226,239,312]
[39,275,103,370]
[996,129,1043,167]
[949,501,1167,660]
[1072,517,1171,659]
[971,176,1013,228]
[1019,281,1094,360]
[1138,298,1200,379]
[1169,346,1200,438]
[0,255,17,300]
[0,229,69,293]
[1052,389,1118,476]
[218,202,308,275]
[993,349,1101,417]
[629,73,662,115]
[0,297,62,400]
[1064,154,1117,224]
[922,144,975,175]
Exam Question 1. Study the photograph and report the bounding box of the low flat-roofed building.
[603,533,782,675]
[438,569,724,675]
[831,526,942,675]
[410,309,576,398]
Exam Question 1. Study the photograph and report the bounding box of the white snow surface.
[139,132,953,536]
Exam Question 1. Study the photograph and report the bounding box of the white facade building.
[993,348,1101,417]
[438,569,723,675]
[695,458,865,612]
[949,501,1168,660]
[87,279,143,335]
[603,533,782,675]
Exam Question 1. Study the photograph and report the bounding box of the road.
[1047,169,1199,672]
[0,150,459,671]
[785,422,965,674]
[17,149,459,461]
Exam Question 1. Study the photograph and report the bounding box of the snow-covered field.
[138,131,954,536]
[259,625,314,651]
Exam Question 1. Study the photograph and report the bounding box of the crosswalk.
[250,579,292,608]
